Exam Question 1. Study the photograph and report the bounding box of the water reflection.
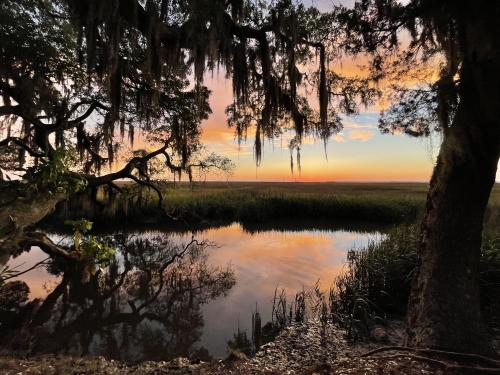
[0,234,234,362]
[2,223,381,359]
[188,224,381,355]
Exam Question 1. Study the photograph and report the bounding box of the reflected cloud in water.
[2,223,381,359]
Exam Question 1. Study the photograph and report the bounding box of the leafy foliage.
[65,219,117,278]
[379,87,441,137]
[336,0,484,137]
[24,148,87,195]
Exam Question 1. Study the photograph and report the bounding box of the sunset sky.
[193,0,437,182]
[200,75,437,182]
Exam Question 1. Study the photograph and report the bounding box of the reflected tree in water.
[0,234,235,362]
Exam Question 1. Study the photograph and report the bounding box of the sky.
[200,74,437,182]
[195,0,437,182]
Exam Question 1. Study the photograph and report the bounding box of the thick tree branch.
[84,138,173,187]
[0,137,46,157]
[0,105,44,129]
[19,232,78,261]
[0,105,21,116]
[47,101,110,133]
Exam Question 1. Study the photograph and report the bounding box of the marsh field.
[46,181,438,228]
[47,181,500,230]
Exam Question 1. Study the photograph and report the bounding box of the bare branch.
[84,138,173,187]
[128,174,163,207]
[1,256,51,282]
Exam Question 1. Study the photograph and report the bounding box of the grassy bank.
[333,225,500,338]
[48,182,434,228]
[238,223,500,346]
[46,181,500,230]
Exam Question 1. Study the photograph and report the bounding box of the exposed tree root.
[362,346,500,374]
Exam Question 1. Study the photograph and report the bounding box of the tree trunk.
[407,13,500,353]
[0,186,67,257]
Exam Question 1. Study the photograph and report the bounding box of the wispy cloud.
[344,122,376,130]
[333,133,346,143]
[347,129,375,142]
[342,113,379,130]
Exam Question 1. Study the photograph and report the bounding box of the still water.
[3,223,381,361]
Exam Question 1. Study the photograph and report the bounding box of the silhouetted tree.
[3,0,493,358]
[0,0,374,260]
[338,0,500,354]
[0,0,232,256]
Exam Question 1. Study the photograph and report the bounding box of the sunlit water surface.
[5,223,382,360]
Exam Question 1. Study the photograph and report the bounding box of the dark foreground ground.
[0,320,469,374]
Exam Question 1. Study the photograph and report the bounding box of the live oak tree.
[340,0,500,354]
[0,0,228,254]
[0,1,374,260]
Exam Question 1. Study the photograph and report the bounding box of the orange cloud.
[332,133,346,143]
[202,127,236,144]
[347,129,375,142]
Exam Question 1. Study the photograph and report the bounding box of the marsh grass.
[332,225,500,339]
[48,182,433,228]
[48,182,500,229]
[228,282,335,355]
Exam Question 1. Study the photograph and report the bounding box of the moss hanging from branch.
[232,39,249,105]
[119,117,125,141]
[145,0,162,81]
[63,0,376,173]
[128,123,134,147]
[287,12,298,102]
[319,45,328,131]
[76,124,85,162]
[254,122,262,166]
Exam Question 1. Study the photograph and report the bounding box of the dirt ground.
[0,321,442,375]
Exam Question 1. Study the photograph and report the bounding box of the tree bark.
[0,186,67,257]
[407,11,500,354]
